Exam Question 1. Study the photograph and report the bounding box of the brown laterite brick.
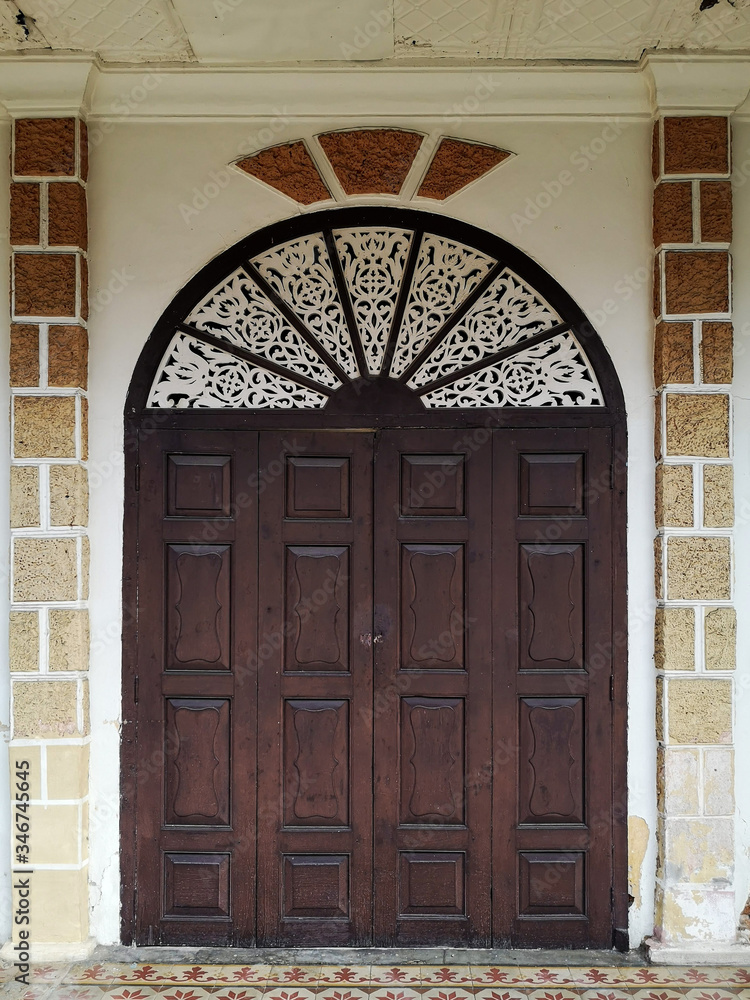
[700,181,732,244]
[79,120,89,182]
[653,256,662,318]
[14,119,76,177]
[701,322,733,384]
[48,326,88,389]
[654,322,694,387]
[653,182,692,246]
[48,183,88,249]
[80,256,88,321]
[10,183,40,245]
[664,251,729,316]
[13,253,77,318]
[663,117,729,175]
[9,324,40,387]
[652,121,661,182]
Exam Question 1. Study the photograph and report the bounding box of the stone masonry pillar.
[8,118,90,951]
[652,115,737,947]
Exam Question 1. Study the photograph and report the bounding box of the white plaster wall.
[730,119,750,930]
[0,119,12,943]
[86,115,656,946]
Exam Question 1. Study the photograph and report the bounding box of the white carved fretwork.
[409,269,561,389]
[421,334,603,408]
[148,334,328,408]
[147,222,606,410]
[390,234,496,378]
[252,234,359,379]
[333,228,413,376]
[187,268,340,389]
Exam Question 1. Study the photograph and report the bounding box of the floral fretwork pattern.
[147,222,606,410]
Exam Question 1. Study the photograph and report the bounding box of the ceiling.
[1,0,750,64]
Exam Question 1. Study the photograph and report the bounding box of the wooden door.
[256,432,375,945]
[372,430,493,946]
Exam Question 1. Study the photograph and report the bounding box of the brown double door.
[128,425,617,949]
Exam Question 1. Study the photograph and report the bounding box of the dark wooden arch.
[121,206,628,949]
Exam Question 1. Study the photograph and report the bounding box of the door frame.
[121,206,628,948]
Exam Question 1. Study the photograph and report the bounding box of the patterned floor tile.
[156,990,217,1000]
[266,968,322,988]
[368,970,422,987]
[49,989,106,1000]
[316,968,372,988]
[576,989,633,1000]
[117,969,176,986]
[101,988,164,1000]
[566,971,627,988]
[519,970,576,987]
[262,988,316,1000]
[472,970,525,988]
[28,969,72,986]
[314,989,370,1000]
[166,970,227,986]
[684,990,746,1000]
[368,987,422,1000]
[473,988,532,1000]
[421,988,474,1000]
[528,989,581,1000]
[630,989,689,1000]
[205,990,264,1000]
[214,968,273,988]
[421,969,473,988]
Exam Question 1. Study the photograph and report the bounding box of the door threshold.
[96,945,644,966]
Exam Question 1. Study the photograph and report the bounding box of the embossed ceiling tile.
[317,129,424,196]
[417,138,511,200]
[236,142,331,206]
[660,1,750,50]
[509,0,662,60]
[395,0,491,48]
[0,3,49,48]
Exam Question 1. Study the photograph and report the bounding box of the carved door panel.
[373,430,493,945]
[492,427,615,948]
[131,429,258,945]
[256,432,375,945]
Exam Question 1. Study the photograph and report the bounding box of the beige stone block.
[12,867,88,944]
[9,744,42,798]
[666,536,730,601]
[705,607,736,671]
[655,607,695,671]
[655,536,664,600]
[703,747,734,816]
[665,817,733,883]
[13,680,82,739]
[81,679,89,735]
[656,675,665,743]
[668,678,732,744]
[10,466,39,527]
[49,609,89,672]
[81,535,89,601]
[46,744,88,800]
[655,465,693,528]
[13,395,76,458]
[13,537,77,602]
[628,816,649,911]
[28,803,81,863]
[9,611,39,672]
[81,800,89,860]
[663,748,700,814]
[665,394,729,458]
[49,464,88,526]
[703,464,733,527]
[657,884,735,945]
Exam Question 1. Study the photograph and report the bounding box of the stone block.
[665,393,729,458]
[12,680,82,738]
[28,803,81,864]
[319,128,423,195]
[664,251,729,316]
[417,137,511,200]
[9,611,39,672]
[13,118,76,177]
[700,181,732,243]
[13,868,88,944]
[10,465,39,528]
[654,322,694,386]
[10,182,40,245]
[49,609,89,672]
[665,817,733,883]
[10,324,39,386]
[81,396,88,460]
[653,255,661,318]
[236,140,331,205]
[14,396,76,458]
[703,464,733,527]
[705,607,736,671]
[666,536,730,601]
[668,678,732,744]
[81,536,89,600]
[663,116,729,175]
[657,884,736,944]
[47,744,88,800]
[654,536,664,600]
[655,464,693,527]
[656,674,665,742]
[653,182,693,246]
[13,537,77,602]
[655,606,694,671]
[703,747,734,816]
[13,252,78,318]
[49,464,88,526]
[48,182,88,249]
[48,325,88,388]
[701,322,733,384]
[80,256,88,321]
[662,747,700,814]
[8,745,42,798]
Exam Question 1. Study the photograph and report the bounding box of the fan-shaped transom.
[146,214,605,410]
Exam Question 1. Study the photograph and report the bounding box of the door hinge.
[610,886,615,911]
[134,464,141,492]
[134,675,139,705]
[609,675,614,701]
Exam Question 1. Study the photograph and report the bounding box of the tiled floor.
[1,965,749,1000]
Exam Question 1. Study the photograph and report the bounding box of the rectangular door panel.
[285,546,350,672]
[166,544,231,670]
[164,698,231,827]
[400,544,465,670]
[283,699,349,828]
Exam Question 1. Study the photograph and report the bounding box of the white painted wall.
[85,114,657,946]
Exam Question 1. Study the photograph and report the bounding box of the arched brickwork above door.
[128,207,624,421]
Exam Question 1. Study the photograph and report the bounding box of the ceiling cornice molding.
[642,51,750,115]
[0,53,749,121]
